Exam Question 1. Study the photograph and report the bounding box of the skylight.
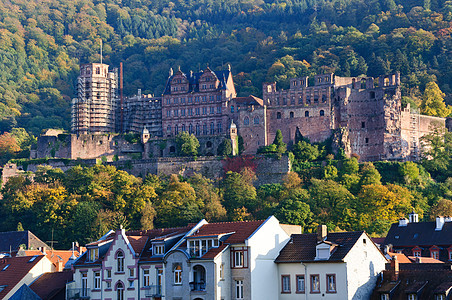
[1,264,10,271]
[28,255,39,262]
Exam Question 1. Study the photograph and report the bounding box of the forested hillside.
[0,0,451,139]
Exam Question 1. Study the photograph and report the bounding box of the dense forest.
[1,127,451,248]
[0,0,451,139]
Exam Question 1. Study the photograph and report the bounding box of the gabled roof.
[163,68,231,95]
[383,221,452,247]
[188,220,266,244]
[275,231,365,263]
[0,231,49,253]
[30,270,73,300]
[233,95,264,106]
[0,255,45,299]
[18,250,82,268]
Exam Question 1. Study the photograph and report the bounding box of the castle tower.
[141,127,150,159]
[229,120,238,156]
[71,63,118,134]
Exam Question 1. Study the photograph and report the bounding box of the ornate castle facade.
[66,64,447,161]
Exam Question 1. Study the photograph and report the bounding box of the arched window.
[254,117,259,125]
[116,282,124,300]
[210,123,215,135]
[116,251,124,272]
[196,124,200,135]
[170,146,176,153]
[189,124,193,134]
[182,124,186,132]
[175,125,179,135]
[277,112,281,119]
[203,123,207,135]
[244,117,249,125]
[290,112,294,118]
[305,111,309,117]
[167,125,171,133]
[320,110,325,116]
[206,141,212,148]
[174,265,182,284]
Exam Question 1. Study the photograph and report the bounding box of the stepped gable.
[0,231,49,253]
[275,231,364,263]
[0,255,45,299]
[30,270,73,300]
[163,68,231,95]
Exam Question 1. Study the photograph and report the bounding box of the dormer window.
[89,248,99,262]
[315,243,332,260]
[154,244,164,255]
[188,238,220,258]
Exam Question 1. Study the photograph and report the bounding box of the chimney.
[436,216,445,231]
[40,247,46,255]
[409,211,418,223]
[317,225,327,242]
[445,216,452,222]
[398,218,408,227]
[390,255,399,281]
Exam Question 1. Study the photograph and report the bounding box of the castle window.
[218,122,222,133]
[217,95,221,101]
[290,112,294,118]
[188,97,193,103]
[291,97,295,105]
[244,117,250,125]
[298,96,303,104]
[167,111,171,117]
[370,91,375,99]
[231,106,234,113]
[189,124,193,134]
[254,117,259,125]
[361,79,366,89]
[207,141,213,148]
[181,109,185,116]
[97,93,100,99]
[175,125,179,135]
[209,96,214,101]
[188,108,193,116]
[320,110,325,116]
[167,125,171,133]
[196,124,200,135]
[217,106,222,114]
[196,108,200,115]
[195,96,199,103]
[305,111,309,117]
[203,123,208,135]
[202,84,207,89]
[365,138,369,144]
[306,95,311,105]
[210,123,215,134]
[182,124,186,131]
[322,95,327,103]
[283,98,287,105]
[202,96,207,102]
[362,122,365,128]
[174,98,178,104]
[277,112,282,119]
[170,146,175,153]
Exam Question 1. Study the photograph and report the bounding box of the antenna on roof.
[46,229,58,250]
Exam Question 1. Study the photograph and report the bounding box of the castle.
[40,63,447,162]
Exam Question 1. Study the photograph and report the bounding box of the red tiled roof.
[0,255,45,299]
[30,270,73,299]
[407,256,444,263]
[200,244,228,259]
[386,252,411,263]
[190,220,265,244]
[233,95,264,106]
[127,236,148,254]
[21,250,81,267]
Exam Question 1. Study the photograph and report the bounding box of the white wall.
[248,216,291,300]
[344,233,387,300]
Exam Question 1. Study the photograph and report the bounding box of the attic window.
[0,286,6,293]
[28,255,39,262]
[363,239,367,244]
[1,264,10,271]
[154,244,164,255]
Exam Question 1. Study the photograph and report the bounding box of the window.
[281,275,291,293]
[320,110,325,116]
[436,294,446,300]
[202,107,207,115]
[277,112,281,119]
[129,268,134,278]
[81,272,88,297]
[217,106,222,114]
[449,249,452,261]
[408,294,417,300]
[143,269,150,287]
[116,251,124,272]
[188,97,193,103]
[157,268,163,287]
[234,251,243,267]
[174,109,178,117]
[298,96,303,104]
[154,244,164,255]
[106,281,111,289]
[202,96,207,102]
[128,280,134,288]
[413,250,421,257]
[232,247,248,268]
[296,275,305,293]
[188,108,193,116]
[254,116,259,125]
[106,269,112,279]
[220,264,225,280]
[381,293,389,300]
[181,109,185,116]
[283,98,287,105]
[209,96,214,101]
[365,138,369,144]
[291,97,295,105]
[210,123,215,135]
[94,271,101,289]
[290,112,294,118]
[310,275,320,293]
[305,111,309,117]
[174,265,182,284]
[210,107,214,114]
[196,108,200,115]
[217,122,222,133]
[235,280,244,299]
[116,282,124,300]
[244,117,249,125]
[231,106,234,113]
[1,264,10,271]
[167,110,170,117]
[203,123,208,135]
[326,274,336,293]
[431,250,439,260]
[362,121,365,128]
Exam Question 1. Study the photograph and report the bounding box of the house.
[371,256,452,300]
[0,255,54,299]
[163,216,296,300]
[0,231,50,255]
[17,246,83,272]
[69,225,196,300]
[275,225,388,299]
[382,212,452,262]
[68,216,299,300]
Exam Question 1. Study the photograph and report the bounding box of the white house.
[275,225,387,300]
[163,216,300,300]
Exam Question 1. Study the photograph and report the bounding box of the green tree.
[222,171,257,214]
[292,141,319,162]
[217,138,232,156]
[420,82,451,117]
[272,130,286,153]
[175,131,200,156]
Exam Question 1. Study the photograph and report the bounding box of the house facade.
[275,225,387,300]
[68,216,299,300]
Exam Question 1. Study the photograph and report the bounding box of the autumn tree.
[176,131,199,156]
[420,82,451,117]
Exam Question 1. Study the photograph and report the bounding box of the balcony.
[66,288,90,299]
[190,281,206,292]
[144,285,162,297]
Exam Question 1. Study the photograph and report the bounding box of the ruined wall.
[236,106,267,154]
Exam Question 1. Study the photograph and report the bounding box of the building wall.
[344,233,387,300]
[248,216,292,300]
[214,249,231,300]
[232,104,267,155]
[163,250,191,300]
